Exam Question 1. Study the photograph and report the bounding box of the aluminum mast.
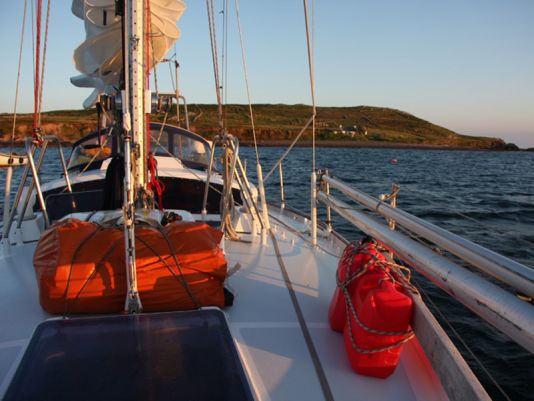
[122,0,147,313]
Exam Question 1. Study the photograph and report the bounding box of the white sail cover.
[71,0,186,108]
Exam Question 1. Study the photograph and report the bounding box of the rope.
[219,144,240,240]
[63,222,204,316]
[338,241,417,354]
[157,226,202,308]
[234,0,260,165]
[62,225,108,316]
[137,230,200,309]
[9,0,28,157]
[344,290,415,354]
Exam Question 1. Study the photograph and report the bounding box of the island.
[0,105,516,150]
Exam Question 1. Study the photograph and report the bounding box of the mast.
[121,0,148,313]
[129,0,147,190]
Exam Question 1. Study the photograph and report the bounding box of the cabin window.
[67,124,211,172]
[150,125,210,168]
[68,134,112,171]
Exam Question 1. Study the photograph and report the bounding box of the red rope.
[147,153,165,209]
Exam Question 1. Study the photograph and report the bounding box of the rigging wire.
[234,0,260,165]
[312,0,316,173]
[221,0,229,124]
[30,0,36,105]
[377,210,515,400]
[33,0,42,132]
[263,0,317,184]
[206,0,224,130]
[37,0,51,126]
[302,0,316,173]
[147,0,159,97]
[10,0,29,157]
[413,276,513,401]
[168,58,176,91]
[406,186,534,250]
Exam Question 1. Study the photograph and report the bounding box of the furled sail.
[71,0,186,108]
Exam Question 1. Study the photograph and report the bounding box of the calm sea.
[246,147,534,401]
[1,146,533,400]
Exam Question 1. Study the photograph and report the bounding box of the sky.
[0,1,533,148]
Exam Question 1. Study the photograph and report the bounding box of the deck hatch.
[4,309,253,401]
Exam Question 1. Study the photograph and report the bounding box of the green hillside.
[0,104,508,149]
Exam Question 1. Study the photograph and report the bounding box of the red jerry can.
[328,242,388,332]
[344,280,413,378]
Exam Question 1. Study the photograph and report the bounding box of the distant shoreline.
[240,140,528,151]
[2,105,523,149]
[2,139,528,151]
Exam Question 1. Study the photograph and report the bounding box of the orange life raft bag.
[33,218,227,314]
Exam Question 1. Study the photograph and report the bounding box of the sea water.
[246,147,534,401]
[1,146,533,400]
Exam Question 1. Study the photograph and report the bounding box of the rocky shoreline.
[239,139,522,150]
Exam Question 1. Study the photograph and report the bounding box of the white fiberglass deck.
[0,209,448,401]
[224,210,448,401]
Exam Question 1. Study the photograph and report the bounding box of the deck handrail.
[317,189,534,354]
[321,174,534,298]
[3,136,72,240]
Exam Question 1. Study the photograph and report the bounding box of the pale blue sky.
[1,1,533,147]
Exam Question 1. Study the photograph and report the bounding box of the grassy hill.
[0,104,507,149]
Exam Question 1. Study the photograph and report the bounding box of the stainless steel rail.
[322,174,534,298]
[317,190,534,353]
[24,140,50,227]
[3,136,72,240]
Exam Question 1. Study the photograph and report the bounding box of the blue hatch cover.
[4,309,254,401]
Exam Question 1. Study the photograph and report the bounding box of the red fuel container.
[344,280,413,378]
[328,242,388,332]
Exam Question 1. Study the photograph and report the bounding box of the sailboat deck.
[0,209,449,400]
[224,209,448,401]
